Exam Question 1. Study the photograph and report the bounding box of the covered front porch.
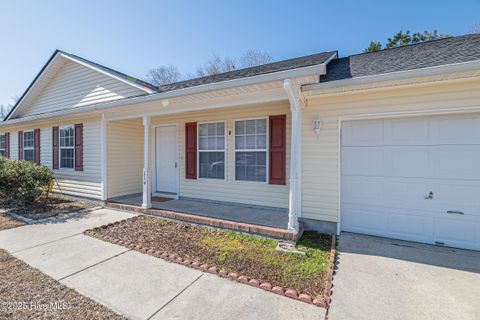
[106,194,301,241]
[101,78,306,239]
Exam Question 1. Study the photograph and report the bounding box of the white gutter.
[1,54,335,127]
[302,59,480,94]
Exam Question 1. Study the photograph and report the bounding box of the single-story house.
[1,34,480,250]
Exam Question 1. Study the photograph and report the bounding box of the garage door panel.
[435,218,479,250]
[342,177,384,204]
[388,213,433,242]
[342,120,384,146]
[432,183,480,216]
[431,146,480,180]
[384,148,429,178]
[342,148,384,176]
[342,204,434,243]
[384,118,429,145]
[431,114,480,144]
[341,206,388,233]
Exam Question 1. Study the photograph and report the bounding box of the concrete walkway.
[329,233,480,320]
[0,208,324,320]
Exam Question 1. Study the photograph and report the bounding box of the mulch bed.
[0,213,25,231]
[0,249,125,320]
[0,195,97,220]
[86,216,334,306]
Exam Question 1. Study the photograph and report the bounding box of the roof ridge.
[158,50,337,91]
[347,33,478,58]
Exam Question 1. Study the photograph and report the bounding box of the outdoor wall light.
[313,117,322,136]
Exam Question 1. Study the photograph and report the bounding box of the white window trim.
[0,133,6,157]
[197,120,227,181]
[233,117,269,184]
[23,130,34,162]
[59,125,75,170]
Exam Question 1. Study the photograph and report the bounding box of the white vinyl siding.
[303,78,480,223]
[107,118,144,199]
[4,117,102,199]
[14,60,146,119]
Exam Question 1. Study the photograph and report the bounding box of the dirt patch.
[0,195,97,220]
[0,213,25,231]
[0,249,125,320]
[87,216,331,298]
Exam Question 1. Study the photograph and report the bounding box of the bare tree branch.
[146,65,181,85]
[471,23,480,34]
[238,50,273,68]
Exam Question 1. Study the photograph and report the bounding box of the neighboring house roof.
[158,51,337,92]
[320,34,480,83]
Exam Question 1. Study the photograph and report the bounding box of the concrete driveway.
[329,233,480,320]
[0,208,325,320]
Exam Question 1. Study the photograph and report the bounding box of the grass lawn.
[0,249,125,320]
[87,216,332,298]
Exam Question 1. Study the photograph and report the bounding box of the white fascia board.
[60,53,157,94]
[1,56,334,126]
[302,59,480,95]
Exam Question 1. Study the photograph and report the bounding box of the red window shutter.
[18,131,23,160]
[52,126,59,169]
[74,124,83,171]
[185,122,197,179]
[5,132,10,159]
[269,115,286,185]
[34,128,41,165]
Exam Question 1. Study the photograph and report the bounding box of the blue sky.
[0,0,479,106]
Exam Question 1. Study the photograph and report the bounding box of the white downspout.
[142,115,152,209]
[284,79,304,233]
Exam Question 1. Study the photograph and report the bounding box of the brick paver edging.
[84,216,336,309]
[106,202,302,241]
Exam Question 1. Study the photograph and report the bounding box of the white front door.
[341,113,480,251]
[155,125,178,195]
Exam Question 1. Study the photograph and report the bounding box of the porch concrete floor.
[110,194,289,229]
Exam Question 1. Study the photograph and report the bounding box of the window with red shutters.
[185,122,197,179]
[74,124,83,171]
[52,127,59,169]
[269,114,286,185]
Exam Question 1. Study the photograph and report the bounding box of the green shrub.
[0,158,54,206]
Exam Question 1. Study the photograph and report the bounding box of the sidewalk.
[0,208,325,320]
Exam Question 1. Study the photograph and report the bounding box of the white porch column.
[142,115,152,209]
[284,79,304,233]
[100,114,107,201]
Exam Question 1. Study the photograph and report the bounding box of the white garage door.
[341,113,480,251]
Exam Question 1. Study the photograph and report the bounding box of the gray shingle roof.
[320,34,480,83]
[158,51,337,92]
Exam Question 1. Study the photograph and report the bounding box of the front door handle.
[175,162,177,168]
[424,191,433,200]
